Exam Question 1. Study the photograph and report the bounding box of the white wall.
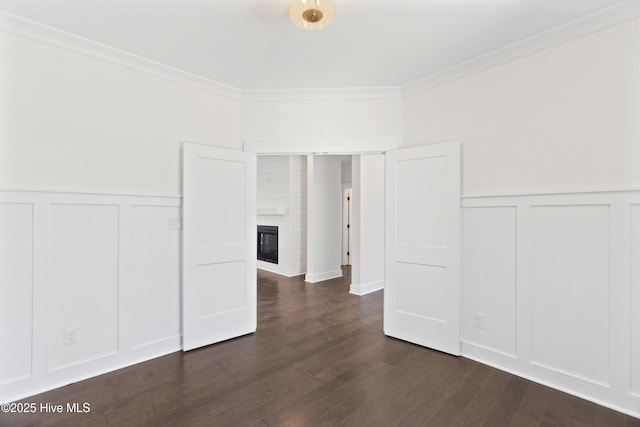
[403,20,640,196]
[3,12,640,418]
[0,28,239,402]
[305,156,343,283]
[256,155,307,277]
[350,155,385,296]
[242,91,403,153]
[0,31,242,195]
[257,156,289,275]
[289,156,308,276]
[402,19,640,417]
[632,203,640,398]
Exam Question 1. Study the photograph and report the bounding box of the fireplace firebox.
[257,225,278,264]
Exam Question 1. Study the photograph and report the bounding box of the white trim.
[529,359,611,389]
[2,340,181,405]
[256,267,304,278]
[349,279,384,296]
[0,189,182,404]
[0,4,636,102]
[403,1,639,97]
[461,189,640,209]
[461,350,640,420]
[242,87,403,102]
[304,270,343,283]
[0,11,242,101]
[243,139,395,155]
[251,149,388,156]
[460,190,640,418]
[0,187,182,200]
[0,10,399,103]
[460,339,517,359]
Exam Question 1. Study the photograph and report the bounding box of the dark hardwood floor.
[2,268,639,427]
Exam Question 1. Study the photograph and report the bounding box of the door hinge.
[347,251,350,256]
[347,224,350,228]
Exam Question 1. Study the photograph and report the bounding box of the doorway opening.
[342,187,352,266]
[255,154,352,284]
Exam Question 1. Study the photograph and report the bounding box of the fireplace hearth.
[257,225,278,264]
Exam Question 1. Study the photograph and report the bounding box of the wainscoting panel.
[3,187,640,418]
[461,206,517,357]
[48,203,120,371]
[0,203,33,385]
[0,190,181,403]
[529,204,610,385]
[631,204,640,397]
[462,190,640,418]
[124,205,181,350]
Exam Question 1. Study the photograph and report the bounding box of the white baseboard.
[256,266,304,278]
[461,343,640,420]
[0,188,182,404]
[350,279,384,296]
[459,189,640,419]
[256,261,288,276]
[1,337,181,404]
[304,269,343,283]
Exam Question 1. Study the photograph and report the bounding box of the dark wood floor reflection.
[2,268,639,426]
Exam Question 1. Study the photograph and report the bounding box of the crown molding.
[0,2,636,103]
[0,9,401,103]
[0,11,242,101]
[403,0,640,97]
[243,137,397,154]
[242,87,403,102]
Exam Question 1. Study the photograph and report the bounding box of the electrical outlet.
[63,328,78,345]
[474,313,486,330]
[168,218,182,230]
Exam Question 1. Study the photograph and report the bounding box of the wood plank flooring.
[2,268,639,426]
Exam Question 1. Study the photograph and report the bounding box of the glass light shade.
[289,0,335,30]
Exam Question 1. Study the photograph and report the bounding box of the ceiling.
[0,0,635,91]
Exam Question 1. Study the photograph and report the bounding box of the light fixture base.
[289,0,335,31]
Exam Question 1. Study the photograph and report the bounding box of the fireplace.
[257,225,278,264]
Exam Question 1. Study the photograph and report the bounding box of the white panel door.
[385,142,460,355]
[183,143,256,351]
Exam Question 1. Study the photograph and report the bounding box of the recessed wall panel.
[0,203,33,384]
[462,206,517,356]
[127,205,181,349]
[631,205,640,395]
[530,205,609,384]
[396,156,446,247]
[48,204,119,370]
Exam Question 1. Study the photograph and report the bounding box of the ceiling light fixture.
[289,0,335,30]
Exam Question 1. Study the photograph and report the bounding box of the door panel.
[385,142,460,356]
[396,156,447,247]
[183,143,256,351]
